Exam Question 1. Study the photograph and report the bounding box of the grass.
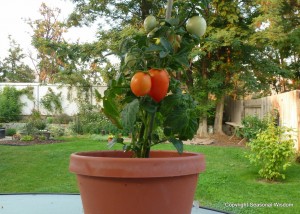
[0,135,299,214]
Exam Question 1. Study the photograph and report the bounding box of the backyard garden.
[0,0,300,213]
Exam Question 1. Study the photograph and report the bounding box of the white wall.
[0,83,107,116]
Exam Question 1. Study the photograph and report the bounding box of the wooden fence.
[225,90,300,151]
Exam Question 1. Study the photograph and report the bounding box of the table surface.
[0,194,229,214]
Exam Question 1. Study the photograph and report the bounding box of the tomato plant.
[130,72,152,96]
[101,6,207,158]
[148,69,169,102]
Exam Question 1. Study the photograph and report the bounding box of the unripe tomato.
[144,15,157,33]
[148,69,169,102]
[130,72,152,97]
[186,16,207,37]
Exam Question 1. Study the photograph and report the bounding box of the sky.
[0,0,98,64]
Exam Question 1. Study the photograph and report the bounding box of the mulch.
[184,133,247,147]
[0,139,64,146]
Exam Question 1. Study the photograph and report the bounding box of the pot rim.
[69,150,205,178]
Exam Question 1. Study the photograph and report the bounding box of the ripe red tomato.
[148,69,169,102]
[130,72,152,97]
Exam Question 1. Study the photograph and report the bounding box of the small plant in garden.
[5,128,17,136]
[246,114,296,180]
[238,115,268,141]
[20,135,34,141]
[99,3,207,158]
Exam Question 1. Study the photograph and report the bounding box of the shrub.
[22,122,39,136]
[38,135,46,141]
[6,128,16,136]
[46,117,54,124]
[0,87,23,122]
[27,109,47,130]
[70,104,126,135]
[239,115,268,141]
[246,115,296,180]
[54,114,72,124]
[20,135,34,141]
[47,124,65,138]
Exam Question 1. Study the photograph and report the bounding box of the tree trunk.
[197,117,208,137]
[214,95,225,135]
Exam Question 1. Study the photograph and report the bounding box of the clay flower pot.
[69,150,205,214]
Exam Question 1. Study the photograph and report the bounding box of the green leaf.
[159,51,168,58]
[165,107,198,140]
[140,97,158,113]
[121,99,139,131]
[161,93,199,140]
[160,37,173,53]
[102,97,122,129]
[165,18,179,26]
[169,138,183,154]
[145,44,164,52]
[174,54,190,68]
[94,89,102,102]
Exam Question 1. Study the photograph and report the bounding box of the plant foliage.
[246,115,296,180]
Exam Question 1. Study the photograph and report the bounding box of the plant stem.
[144,110,156,158]
[166,0,173,19]
[138,123,145,158]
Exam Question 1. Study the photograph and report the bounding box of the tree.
[1,36,35,82]
[250,0,300,92]
[27,3,67,83]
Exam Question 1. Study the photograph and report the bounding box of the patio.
[0,194,229,214]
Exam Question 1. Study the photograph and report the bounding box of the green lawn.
[0,135,299,214]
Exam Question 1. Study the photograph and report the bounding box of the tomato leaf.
[102,97,122,129]
[169,138,183,154]
[121,99,139,131]
[161,92,199,140]
[164,107,198,140]
[140,97,158,113]
[160,37,173,53]
[145,44,164,52]
[165,18,179,26]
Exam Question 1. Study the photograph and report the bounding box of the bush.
[0,87,23,122]
[47,124,65,138]
[6,128,16,136]
[246,115,296,180]
[20,135,34,141]
[239,115,268,141]
[70,104,126,135]
[54,114,72,124]
[28,109,47,130]
[22,122,39,136]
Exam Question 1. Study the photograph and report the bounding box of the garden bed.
[0,138,64,146]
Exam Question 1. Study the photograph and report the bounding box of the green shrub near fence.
[0,87,23,122]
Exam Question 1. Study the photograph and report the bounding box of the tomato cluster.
[130,69,169,102]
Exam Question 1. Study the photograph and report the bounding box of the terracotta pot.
[69,150,205,214]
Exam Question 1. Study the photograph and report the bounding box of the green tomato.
[144,15,157,33]
[186,16,207,37]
